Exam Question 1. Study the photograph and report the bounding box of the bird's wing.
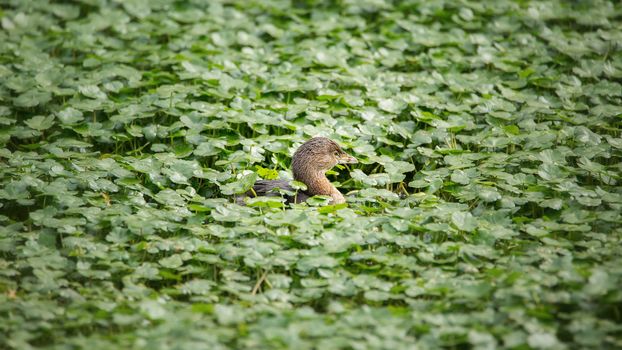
[251,180,312,204]
[252,180,294,194]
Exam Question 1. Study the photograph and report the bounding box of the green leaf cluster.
[1,0,621,349]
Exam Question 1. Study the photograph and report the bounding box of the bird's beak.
[338,154,358,164]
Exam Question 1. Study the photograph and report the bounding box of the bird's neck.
[297,170,333,196]
[295,170,344,204]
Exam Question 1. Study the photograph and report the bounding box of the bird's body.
[250,179,312,204]
[242,137,357,204]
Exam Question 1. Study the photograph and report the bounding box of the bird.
[244,137,357,205]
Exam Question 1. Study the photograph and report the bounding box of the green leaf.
[159,254,183,269]
[14,90,52,107]
[220,173,258,195]
[246,196,285,208]
[306,195,332,206]
[527,332,560,349]
[451,211,477,232]
[478,187,501,202]
[451,170,470,185]
[256,166,279,180]
[139,300,167,320]
[25,115,55,131]
[57,107,84,124]
[378,98,406,114]
[79,85,107,99]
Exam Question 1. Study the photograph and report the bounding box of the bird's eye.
[333,151,339,157]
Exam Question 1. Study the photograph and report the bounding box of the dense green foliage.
[1,0,622,348]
